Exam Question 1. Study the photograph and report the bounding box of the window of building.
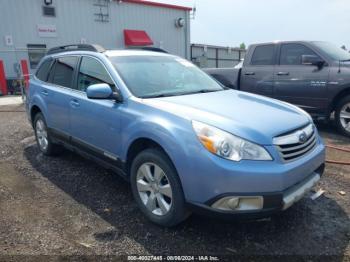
[42,6,56,17]
[280,44,318,65]
[36,58,53,82]
[50,56,78,88]
[77,57,115,92]
[250,45,275,65]
[27,44,47,69]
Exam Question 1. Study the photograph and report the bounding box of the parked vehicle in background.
[234,59,243,69]
[204,41,350,137]
[26,44,325,227]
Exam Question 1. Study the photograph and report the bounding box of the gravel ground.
[0,104,349,260]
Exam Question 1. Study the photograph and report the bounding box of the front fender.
[121,117,198,192]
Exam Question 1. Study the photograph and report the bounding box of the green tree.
[239,42,246,50]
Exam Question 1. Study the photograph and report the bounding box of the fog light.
[238,197,264,210]
[211,197,239,211]
[227,197,239,209]
[211,196,263,211]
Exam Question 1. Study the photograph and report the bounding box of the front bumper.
[178,130,325,202]
[187,163,324,219]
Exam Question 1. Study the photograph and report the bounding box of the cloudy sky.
[153,0,350,48]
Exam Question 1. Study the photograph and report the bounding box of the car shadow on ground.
[315,119,350,144]
[23,142,349,257]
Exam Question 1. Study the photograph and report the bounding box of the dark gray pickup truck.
[204,41,350,137]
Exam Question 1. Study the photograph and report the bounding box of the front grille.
[274,124,317,162]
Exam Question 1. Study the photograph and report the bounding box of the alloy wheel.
[36,119,48,151]
[340,102,350,132]
[136,162,173,216]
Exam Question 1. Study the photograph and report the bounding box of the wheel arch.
[330,87,350,113]
[125,137,177,177]
[30,105,43,126]
[28,92,49,127]
[120,116,195,200]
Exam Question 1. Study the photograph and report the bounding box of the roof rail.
[47,44,105,55]
[140,47,168,53]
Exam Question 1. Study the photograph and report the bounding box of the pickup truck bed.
[205,68,240,90]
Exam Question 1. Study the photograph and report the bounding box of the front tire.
[130,148,189,227]
[34,113,61,156]
[335,95,350,137]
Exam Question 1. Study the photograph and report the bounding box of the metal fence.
[191,44,246,68]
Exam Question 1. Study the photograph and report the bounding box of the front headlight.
[192,121,272,161]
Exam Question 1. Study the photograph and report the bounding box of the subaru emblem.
[299,132,307,143]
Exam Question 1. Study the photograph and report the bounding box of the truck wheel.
[130,148,189,227]
[335,95,350,137]
[34,113,62,156]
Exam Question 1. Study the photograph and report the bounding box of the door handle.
[244,72,255,76]
[70,99,80,108]
[277,72,290,76]
[41,90,48,96]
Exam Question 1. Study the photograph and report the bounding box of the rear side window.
[50,56,78,88]
[250,45,275,65]
[77,56,115,92]
[36,58,52,82]
[280,43,318,65]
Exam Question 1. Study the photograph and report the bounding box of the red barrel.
[0,60,8,95]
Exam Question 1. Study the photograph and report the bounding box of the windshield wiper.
[140,92,179,98]
[140,89,222,98]
[178,89,223,96]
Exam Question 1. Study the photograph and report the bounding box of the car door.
[44,56,79,136]
[274,43,330,114]
[69,55,122,161]
[240,44,276,98]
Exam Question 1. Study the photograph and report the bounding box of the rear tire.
[34,113,62,156]
[130,148,189,227]
[335,95,350,137]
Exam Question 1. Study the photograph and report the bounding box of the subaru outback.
[26,44,325,226]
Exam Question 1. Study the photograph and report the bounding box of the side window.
[280,44,318,65]
[77,57,115,92]
[36,58,53,82]
[50,56,78,88]
[250,45,275,65]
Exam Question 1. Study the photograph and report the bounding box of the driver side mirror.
[86,83,123,102]
[302,55,325,68]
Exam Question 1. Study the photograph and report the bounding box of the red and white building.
[0,0,192,95]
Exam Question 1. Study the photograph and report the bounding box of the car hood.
[143,90,311,145]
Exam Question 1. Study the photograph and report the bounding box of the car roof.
[47,49,173,59]
[104,49,172,57]
[250,40,326,46]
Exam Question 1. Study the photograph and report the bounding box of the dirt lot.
[0,103,349,259]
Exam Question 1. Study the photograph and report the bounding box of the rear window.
[251,45,275,65]
[49,56,78,88]
[36,58,52,82]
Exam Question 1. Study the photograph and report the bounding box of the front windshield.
[109,55,224,98]
[312,41,350,61]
